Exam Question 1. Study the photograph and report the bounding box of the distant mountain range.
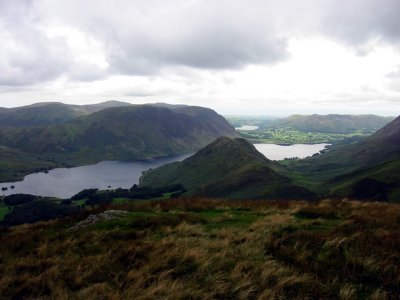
[0,102,237,182]
[227,114,394,134]
[275,114,394,134]
[140,137,316,200]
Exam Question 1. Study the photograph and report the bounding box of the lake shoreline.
[0,154,191,198]
[1,143,328,198]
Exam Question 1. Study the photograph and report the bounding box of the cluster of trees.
[1,200,80,227]
[0,184,187,227]
[3,194,37,206]
[76,184,186,207]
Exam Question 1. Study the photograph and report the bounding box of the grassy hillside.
[0,105,237,182]
[140,137,315,200]
[0,146,62,182]
[0,198,398,299]
[327,158,400,201]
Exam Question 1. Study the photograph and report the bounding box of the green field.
[238,126,368,144]
[224,115,390,145]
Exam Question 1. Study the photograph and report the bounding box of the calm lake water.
[235,125,259,130]
[0,143,328,198]
[254,143,329,161]
[0,155,190,199]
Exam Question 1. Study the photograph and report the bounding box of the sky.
[0,0,400,116]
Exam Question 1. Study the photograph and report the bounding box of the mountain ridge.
[0,101,133,127]
[0,104,238,182]
[140,137,316,200]
[274,114,394,134]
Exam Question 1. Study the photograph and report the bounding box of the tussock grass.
[0,198,399,299]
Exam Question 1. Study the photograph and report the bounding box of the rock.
[67,210,128,231]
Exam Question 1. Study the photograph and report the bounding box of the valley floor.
[0,198,399,299]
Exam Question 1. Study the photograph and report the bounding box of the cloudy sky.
[1,0,400,115]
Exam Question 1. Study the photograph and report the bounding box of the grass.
[0,203,10,221]
[111,197,132,204]
[0,198,399,299]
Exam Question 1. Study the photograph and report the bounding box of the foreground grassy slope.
[140,137,315,200]
[0,198,398,299]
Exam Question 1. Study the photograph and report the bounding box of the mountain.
[275,114,394,134]
[0,103,83,127]
[291,115,400,200]
[0,101,132,127]
[0,105,237,181]
[72,100,132,114]
[0,146,60,182]
[140,137,315,200]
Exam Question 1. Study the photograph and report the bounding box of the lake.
[235,125,259,130]
[0,143,328,198]
[254,143,329,161]
[0,154,190,199]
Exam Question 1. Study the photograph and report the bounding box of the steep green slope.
[275,114,394,134]
[328,159,400,201]
[140,137,315,200]
[0,105,237,181]
[0,146,61,182]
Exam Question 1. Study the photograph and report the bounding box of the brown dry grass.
[0,198,399,299]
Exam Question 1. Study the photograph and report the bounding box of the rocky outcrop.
[68,210,128,231]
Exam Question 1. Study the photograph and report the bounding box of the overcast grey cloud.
[37,0,291,75]
[0,0,399,115]
[0,0,72,86]
[321,0,400,46]
[4,0,400,80]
